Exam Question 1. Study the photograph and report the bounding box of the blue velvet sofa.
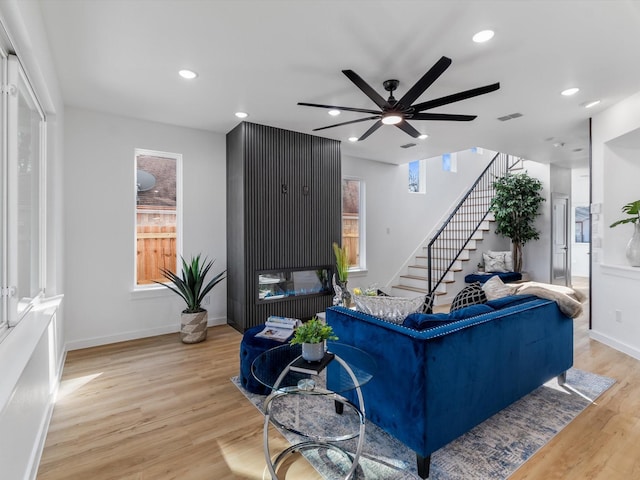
[326,295,573,478]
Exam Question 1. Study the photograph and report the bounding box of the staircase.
[391,153,517,303]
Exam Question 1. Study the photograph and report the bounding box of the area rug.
[232,368,614,479]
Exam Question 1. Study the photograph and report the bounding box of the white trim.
[133,148,182,289]
[599,263,640,280]
[66,315,228,351]
[590,329,640,361]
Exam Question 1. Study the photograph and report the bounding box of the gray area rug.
[232,368,614,479]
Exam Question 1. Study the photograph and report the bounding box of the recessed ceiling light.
[561,87,580,96]
[235,112,249,119]
[418,134,429,140]
[348,136,358,142]
[178,69,198,79]
[472,30,495,43]
[583,100,601,108]
[328,109,341,116]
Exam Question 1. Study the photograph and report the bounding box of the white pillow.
[483,251,513,273]
[489,250,514,271]
[482,275,516,300]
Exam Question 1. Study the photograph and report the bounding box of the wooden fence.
[342,214,360,267]
[136,209,177,285]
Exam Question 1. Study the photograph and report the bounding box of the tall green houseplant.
[490,172,545,272]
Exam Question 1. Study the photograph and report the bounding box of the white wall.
[342,148,504,291]
[0,1,66,479]
[571,167,590,277]
[519,160,552,282]
[591,90,640,360]
[64,108,227,349]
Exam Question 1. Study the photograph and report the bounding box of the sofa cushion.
[404,304,495,330]
[353,294,425,324]
[485,294,538,310]
[450,282,487,312]
[464,271,522,284]
[482,275,517,300]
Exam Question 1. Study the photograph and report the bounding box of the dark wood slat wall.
[226,122,341,332]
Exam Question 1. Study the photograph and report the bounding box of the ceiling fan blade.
[397,56,452,109]
[412,83,500,112]
[357,120,383,141]
[312,116,380,132]
[342,70,389,109]
[298,102,381,115]
[411,113,477,121]
[395,120,421,138]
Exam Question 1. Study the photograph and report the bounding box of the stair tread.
[400,274,454,284]
[409,265,462,272]
[392,285,446,296]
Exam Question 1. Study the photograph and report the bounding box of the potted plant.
[610,199,640,266]
[156,254,226,344]
[332,242,351,306]
[490,172,545,272]
[290,317,338,361]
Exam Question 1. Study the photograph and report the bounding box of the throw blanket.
[515,281,585,318]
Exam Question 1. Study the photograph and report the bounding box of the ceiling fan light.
[381,113,403,125]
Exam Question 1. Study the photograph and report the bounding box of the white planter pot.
[626,223,640,267]
[301,342,325,362]
[180,310,208,344]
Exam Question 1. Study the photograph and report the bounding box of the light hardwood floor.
[37,287,640,479]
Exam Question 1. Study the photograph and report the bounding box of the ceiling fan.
[298,56,500,141]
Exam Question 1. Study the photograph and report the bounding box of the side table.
[252,342,376,480]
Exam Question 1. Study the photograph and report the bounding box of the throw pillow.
[488,250,514,271]
[353,294,425,324]
[483,251,509,273]
[450,282,487,312]
[482,275,516,300]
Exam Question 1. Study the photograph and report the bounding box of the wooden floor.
[38,284,640,479]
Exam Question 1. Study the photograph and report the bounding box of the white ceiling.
[37,0,640,167]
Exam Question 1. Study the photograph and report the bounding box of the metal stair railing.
[427,152,516,295]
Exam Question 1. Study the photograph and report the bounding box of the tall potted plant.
[610,199,640,266]
[490,172,545,272]
[156,254,226,343]
[332,242,351,306]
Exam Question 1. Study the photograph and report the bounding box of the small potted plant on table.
[290,317,338,361]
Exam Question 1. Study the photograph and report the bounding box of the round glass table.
[251,342,376,480]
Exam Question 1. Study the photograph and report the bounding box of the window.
[342,178,365,271]
[408,160,426,193]
[442,152,457,172]
[1,52,46,334]
[135,149,182,286]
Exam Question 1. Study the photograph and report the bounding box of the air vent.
[497,112,523,121]
[400,143,417,149]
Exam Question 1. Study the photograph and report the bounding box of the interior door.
[552,194,570,285]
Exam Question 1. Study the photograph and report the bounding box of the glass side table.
[252,342,376,480]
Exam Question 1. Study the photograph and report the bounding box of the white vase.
[626,223,640,267]
[301,342,325,362]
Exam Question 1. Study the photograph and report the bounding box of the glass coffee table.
[252,342,376,480]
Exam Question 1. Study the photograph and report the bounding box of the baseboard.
[590,330,640,361]
[66,315,228,351]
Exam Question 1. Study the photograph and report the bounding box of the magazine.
[254,316,300,342]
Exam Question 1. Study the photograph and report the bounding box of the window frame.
[342,176,366,273]
[133,148,183,290]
